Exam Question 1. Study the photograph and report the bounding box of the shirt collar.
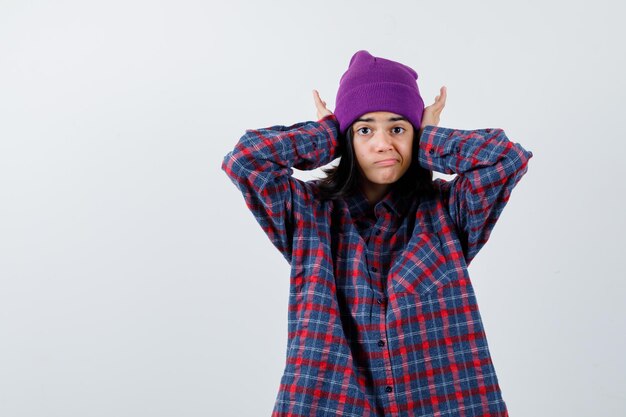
[346,182,413,220]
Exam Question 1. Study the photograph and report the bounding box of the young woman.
[222,50,533,417]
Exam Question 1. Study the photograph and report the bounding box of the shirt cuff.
[312,114,340,162]
[418,125,461,174]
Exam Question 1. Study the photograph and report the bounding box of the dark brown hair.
[315,122,436,201]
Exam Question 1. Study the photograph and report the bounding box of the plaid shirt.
[221,114,533,417]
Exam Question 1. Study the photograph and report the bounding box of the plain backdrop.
[1,0,625,416]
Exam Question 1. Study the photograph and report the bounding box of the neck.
[360,181,391,207]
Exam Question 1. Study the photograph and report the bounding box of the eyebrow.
[355,116,408,123]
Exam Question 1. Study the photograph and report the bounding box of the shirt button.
[377,297,385,304]
[428,148,434,155]
[375,229,381,236]
[455,145,460,153]
[378,340,385,347]
[371,266,378,272]
[385,386,393,393]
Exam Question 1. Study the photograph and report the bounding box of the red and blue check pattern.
[221,114,533,417]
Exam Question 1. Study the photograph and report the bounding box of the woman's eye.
[356,126,405,135]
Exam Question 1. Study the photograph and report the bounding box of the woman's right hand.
[419,86,447,138]
[312,89,333,121]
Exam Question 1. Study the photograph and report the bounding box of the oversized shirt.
[221,114,533,417]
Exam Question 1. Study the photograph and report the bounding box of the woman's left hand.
[419,86,447,137]
[313,89,333,121]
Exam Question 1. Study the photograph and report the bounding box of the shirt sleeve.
[418,125,534,266]
[221,114,340,263]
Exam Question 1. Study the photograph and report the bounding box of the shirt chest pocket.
[390,232,452,297]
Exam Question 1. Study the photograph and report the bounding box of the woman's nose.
[373,131,393,150]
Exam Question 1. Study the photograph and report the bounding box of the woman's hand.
[419,86,447,137]
[313,89,333,121]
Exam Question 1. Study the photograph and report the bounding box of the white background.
[1,0,624,416]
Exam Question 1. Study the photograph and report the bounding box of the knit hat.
[334,50,425,135]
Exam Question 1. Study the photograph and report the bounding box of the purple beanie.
[334,50,425,135]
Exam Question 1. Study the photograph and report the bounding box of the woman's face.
[351,111,415,194]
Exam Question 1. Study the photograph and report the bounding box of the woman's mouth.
[374,158,398,166]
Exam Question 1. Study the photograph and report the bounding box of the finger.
[434,88,446,109]
[316,93,328,110]
[313,90,324,110]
